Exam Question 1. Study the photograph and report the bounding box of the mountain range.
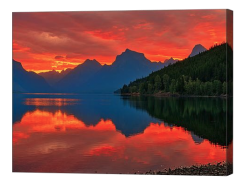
[120,43,232,96]
[38,68,72,86]
[13,44,207,93]
[163,57,178,66]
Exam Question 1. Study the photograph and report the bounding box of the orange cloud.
[13,10,226,72]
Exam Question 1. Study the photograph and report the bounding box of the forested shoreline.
[119,43,233,97]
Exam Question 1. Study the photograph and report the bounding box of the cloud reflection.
[13,109,226,173]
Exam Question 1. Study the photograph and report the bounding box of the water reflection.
[122,96,233,146]
[13,94,231,173]
[191,132,204,144]
[25,98,80,106]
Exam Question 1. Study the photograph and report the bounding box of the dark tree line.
[122,96,232,146]
[120,43,233,96]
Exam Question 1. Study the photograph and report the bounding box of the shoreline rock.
[143,162,233,176]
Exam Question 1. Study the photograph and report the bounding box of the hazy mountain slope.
[13,60,52,93]
[39,69,72,86]
[55,59,102,92]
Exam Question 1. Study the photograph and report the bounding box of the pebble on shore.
[144,162,233,176]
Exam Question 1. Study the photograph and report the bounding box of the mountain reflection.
[13,93,162,137]
[121,95,233,146]
[13,93,231,173]
[13,108,226,173]
[13,94,232,145]
[13,109,118,144]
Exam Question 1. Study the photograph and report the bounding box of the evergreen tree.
[154,75,162,92]
[132,86,137,93]
[194,78,201,95]
[129,86,133,93]
[119,43,232,96]
[204,82,213,96]
[148,83,153,94]
[162,74,170,92]
[170,79,176,93]
[200,82,205,95]
[121,84,129,93]
[139,83,146,94]
[213,80,222,95]
[223,82,227,94]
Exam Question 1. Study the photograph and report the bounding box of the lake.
[13,93,232,173]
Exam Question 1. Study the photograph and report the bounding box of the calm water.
[13,93,232,173]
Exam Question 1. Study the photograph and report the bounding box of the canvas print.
[12,10,233,175]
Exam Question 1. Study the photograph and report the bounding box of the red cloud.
[55,56,64,60]
[13,10,226,72]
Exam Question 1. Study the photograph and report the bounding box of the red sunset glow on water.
[13,10,226,73]
[13,109,227,173]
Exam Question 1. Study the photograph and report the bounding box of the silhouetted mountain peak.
[152,61,163,64]
[189,44,207,57]
[61,68,72,74]
[116,49,146,60]
[39,68,73,86]
[112,49,149,68]
[55,58,103,91]
[124,48,135,53]
[13,60,52,93]
[13,59,24,70]
[82,59,102,67]
[164,57,178,66]
[122,48,144,55]
[195,44,202,47]
[103,64,111,68]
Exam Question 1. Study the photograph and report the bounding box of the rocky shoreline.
[143,162,233,176]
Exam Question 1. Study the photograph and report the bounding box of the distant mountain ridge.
[164,57,178,66]
[38,68,72,86]
[55,59,103,92]
[13,44,207,93]
[13,60,52,93]
[54,49,168,93]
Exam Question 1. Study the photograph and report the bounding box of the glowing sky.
[13,10,226,73]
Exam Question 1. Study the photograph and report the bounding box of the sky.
[13,10,226,73]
